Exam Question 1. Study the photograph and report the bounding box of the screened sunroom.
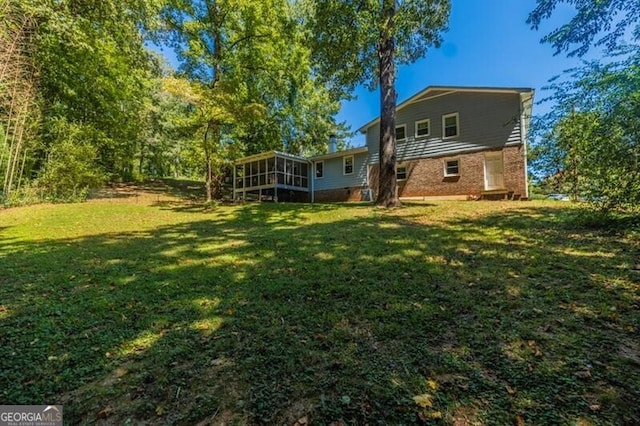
[233,151,310,202]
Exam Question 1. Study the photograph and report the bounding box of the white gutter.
[520,93,531,199]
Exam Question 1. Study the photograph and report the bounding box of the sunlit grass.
[0,187,638,424]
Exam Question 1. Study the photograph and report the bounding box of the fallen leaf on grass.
[506,385,516,395]
[515,414,525,426]
[294,415,308,425]
[413,393,433,408]
[97,406,113,419]
[527,340,543,357]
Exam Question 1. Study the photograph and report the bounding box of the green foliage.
[306,0,451,95]
[35,120,106,201]
[138,78,200,179]
[531,46,640,213]
[1,0,162,203]
[157,0,345,200]
[528,0,640,56]
[35,1,161,180]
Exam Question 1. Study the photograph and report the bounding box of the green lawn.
[1,185,638,425]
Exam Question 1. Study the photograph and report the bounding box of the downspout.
[520,93,530,199]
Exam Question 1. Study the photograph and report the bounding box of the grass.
[0,182,638,425]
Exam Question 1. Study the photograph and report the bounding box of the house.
[233,85,534,202]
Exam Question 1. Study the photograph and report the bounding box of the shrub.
[35,120,107,201]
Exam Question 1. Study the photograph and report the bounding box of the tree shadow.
[0,203,638,424]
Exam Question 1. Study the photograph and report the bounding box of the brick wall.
[368,146,527,199]
[502,145,528,199]
[314,186,368,202]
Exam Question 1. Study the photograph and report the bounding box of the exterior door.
[484,152,504,190]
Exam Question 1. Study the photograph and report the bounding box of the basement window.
[397,165,407,181]
[444,159,460,177]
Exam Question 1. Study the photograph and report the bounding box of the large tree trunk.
[203,2,221,203]
[376,0,400,207]
[204,121,213,202]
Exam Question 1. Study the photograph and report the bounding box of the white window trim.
[444,158,460,177]
[415,118,430,138]
[395,124,407,142]
[397,164,408,181]
[315,160,324,179]
[343,155,354,175]
[442,112,459,139]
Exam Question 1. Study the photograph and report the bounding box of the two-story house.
[232,85,534,202]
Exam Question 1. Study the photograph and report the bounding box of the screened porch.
[233,151,310,202]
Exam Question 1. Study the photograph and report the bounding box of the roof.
[308,146,368,161]
[357,85,535,133]
[234,150,309,165]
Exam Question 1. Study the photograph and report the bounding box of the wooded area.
[0,0,348,204]
[1,0,638,212]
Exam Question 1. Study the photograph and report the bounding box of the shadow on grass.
[0,203,638,425]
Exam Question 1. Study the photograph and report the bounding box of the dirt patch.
[91,180,207,205]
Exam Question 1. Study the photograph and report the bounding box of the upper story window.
[444,159,460,176]
[315,161,324,179]
[343,155,354,175]
[415,119,430,137]
[442,112,459,139]
[395,124,406,141]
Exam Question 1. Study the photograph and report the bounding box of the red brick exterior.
[314,186,368,202]
[368,146,527,200]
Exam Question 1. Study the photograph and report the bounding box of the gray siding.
[366,92,522,164]
[313,152,368,191]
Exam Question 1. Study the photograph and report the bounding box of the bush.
[35,121,107,201]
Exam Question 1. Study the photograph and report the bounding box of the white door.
[484,152,504,190]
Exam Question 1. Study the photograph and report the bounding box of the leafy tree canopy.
[531,45,640,212]
[528,0,640,56]
[306,0,450,96]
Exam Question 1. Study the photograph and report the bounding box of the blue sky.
[340,0,596,146]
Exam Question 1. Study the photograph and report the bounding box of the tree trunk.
[205,154,213,202]
[203,1,221,203]
[204,121,213,202]
[376,0,400,207]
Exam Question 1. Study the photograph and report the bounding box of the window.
[268,156,309,189]
[315,161,324,179]
[415,119,430,137]
[395,124,406,141]
[343,155,354,175]
[397,165,407,181]
[444,159,460,177]
[442,113,459,138]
